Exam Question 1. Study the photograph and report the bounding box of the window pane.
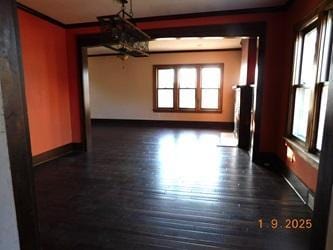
[158,69,174,88]
[158,89,173,108]
[316,85,329,150]
[202,67,221,88]
[320,15,332,81]
[292,88,311,141]
[179,89,196,109]
[179,68,197,88]
[201,89,219,109]
[300,28,318,86]
[292,38,302,85]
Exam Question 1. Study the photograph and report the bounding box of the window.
[289,11,333,153]
[178,67,197,109]
[292,24,318,141]
[154,64,223,112]
[156,68,175,108]
[201,67,221,109]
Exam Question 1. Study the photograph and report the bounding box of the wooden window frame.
[178,66,198,111]
[288,11,333,157]
[153,65,176,112]
[153,64,224,113]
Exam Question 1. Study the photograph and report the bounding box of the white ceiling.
[87,37,242,55]
[19,0,288,24]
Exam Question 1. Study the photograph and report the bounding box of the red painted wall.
[18,10,72,156]
[246,38,258,85]
[239,38,258,85]
[285,146,318,192]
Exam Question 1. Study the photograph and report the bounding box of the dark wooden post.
[0,0,40,249]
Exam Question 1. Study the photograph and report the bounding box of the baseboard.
[91,119,234,130]
[255,152,314,210]
[32,143,83,167]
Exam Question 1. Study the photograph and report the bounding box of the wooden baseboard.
[91,119,234,130]
[32,143,83,167]
[255,152,314,210]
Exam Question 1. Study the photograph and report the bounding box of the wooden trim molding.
[79,47,92,152]
[145,22,266,39]
[88,48,242,58]
[1,0,40,248]
[32,143,84,167]
[91,119,234,130]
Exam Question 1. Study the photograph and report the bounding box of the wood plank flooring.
[34,124,312,250]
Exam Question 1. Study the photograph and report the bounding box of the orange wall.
[18,10,72,156]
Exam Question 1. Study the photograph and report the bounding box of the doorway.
[86,36,247,134]
[78,24,266,163]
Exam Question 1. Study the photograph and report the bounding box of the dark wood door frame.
[0,0,40,249]
[77,45,92,152]
[310,42,333,250]
[77,22,266,161]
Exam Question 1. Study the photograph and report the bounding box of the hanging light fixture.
[97,0,150,57]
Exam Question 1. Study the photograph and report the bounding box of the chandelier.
[97,0,150,57]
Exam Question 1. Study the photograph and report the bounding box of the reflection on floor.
[35,124,311,250]
[217,132,238,147]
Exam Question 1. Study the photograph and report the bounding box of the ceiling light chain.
[130,0,133,18]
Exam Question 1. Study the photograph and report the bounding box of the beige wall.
[88,50,241,122]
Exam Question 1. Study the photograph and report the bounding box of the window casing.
[153,64,224,112]
[289,11,333,154]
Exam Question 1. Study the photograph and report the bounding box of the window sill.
[284,137,319,170]
[153,109,223,113]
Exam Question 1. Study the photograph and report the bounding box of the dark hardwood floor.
[35,124,312,250]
